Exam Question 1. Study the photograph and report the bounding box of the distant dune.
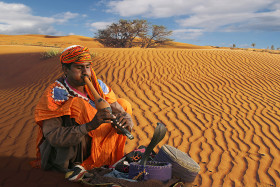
[0,34,212,49]
[0,34,104,48]
[0,35,280,187]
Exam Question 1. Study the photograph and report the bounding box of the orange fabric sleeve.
[117,98,132,115]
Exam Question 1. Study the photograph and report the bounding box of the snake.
[140,122,167,166]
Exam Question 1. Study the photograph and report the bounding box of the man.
[31,45,134,180]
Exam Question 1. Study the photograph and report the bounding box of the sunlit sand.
[0,35,279,186]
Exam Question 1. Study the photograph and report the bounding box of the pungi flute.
[84,76,134,140]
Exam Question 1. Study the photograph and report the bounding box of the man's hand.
[86,108,114,131]
[113,112,133,133]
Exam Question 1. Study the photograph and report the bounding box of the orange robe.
[31,78,132,170]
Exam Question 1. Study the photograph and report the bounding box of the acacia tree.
[95,19,173,48]
[96,20,135,48]
[126,19,149,47]
[140,25,173,48]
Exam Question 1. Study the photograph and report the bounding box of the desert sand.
[0,35,280,187]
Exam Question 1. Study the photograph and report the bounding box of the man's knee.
[117,98,132,115]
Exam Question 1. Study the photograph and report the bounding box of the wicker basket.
[128,161,172,182]
[154,144,200,182]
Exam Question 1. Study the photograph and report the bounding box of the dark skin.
[62,62,133,132]
[62,62,91,94]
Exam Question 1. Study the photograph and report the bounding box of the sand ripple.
[0,47,280,186]
[92,48,280,186]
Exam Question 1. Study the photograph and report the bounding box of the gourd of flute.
[84,76,111,110]
[83,76,134,140]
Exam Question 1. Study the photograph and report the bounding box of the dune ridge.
[0,43,280,186]
[0,34,212,49]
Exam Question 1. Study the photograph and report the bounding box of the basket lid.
[161,144,200,172]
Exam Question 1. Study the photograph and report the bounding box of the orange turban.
[60,45,92,64]
[60,45,105,99]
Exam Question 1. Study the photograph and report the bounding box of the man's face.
[63,62,92,87]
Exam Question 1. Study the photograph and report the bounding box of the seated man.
[31,45,134,179]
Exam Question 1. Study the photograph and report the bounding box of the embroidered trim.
[51,81,70,103]
[51,78,108,108]
[65,79,88,98]
[63,79,89,101]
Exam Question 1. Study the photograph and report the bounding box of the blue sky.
[1,0,280,49]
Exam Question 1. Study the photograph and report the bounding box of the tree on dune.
[140,25,173,48]
[95,19,173,48]
[95,19,148,48]
[251,43,256,48]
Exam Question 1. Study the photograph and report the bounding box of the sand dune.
[0,34,103,49]
[0,36,280,187]
[92,48,280,187]
[0,34,212,49]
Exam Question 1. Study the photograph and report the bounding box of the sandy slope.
[0,34,103,48]
[0,36,280,187]
[91,48,280,187]
[0,34,212,49]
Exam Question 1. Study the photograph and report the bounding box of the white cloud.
[177,7,280,32]
[172,29,204,40]
[89,21,113,31]
[107,0,199,18]
[107,0,275,17]
[224,9,280,31]
[53,12,80,24]
[0,2,79,35]
[107,0,280,36]
[176,13,255,31]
